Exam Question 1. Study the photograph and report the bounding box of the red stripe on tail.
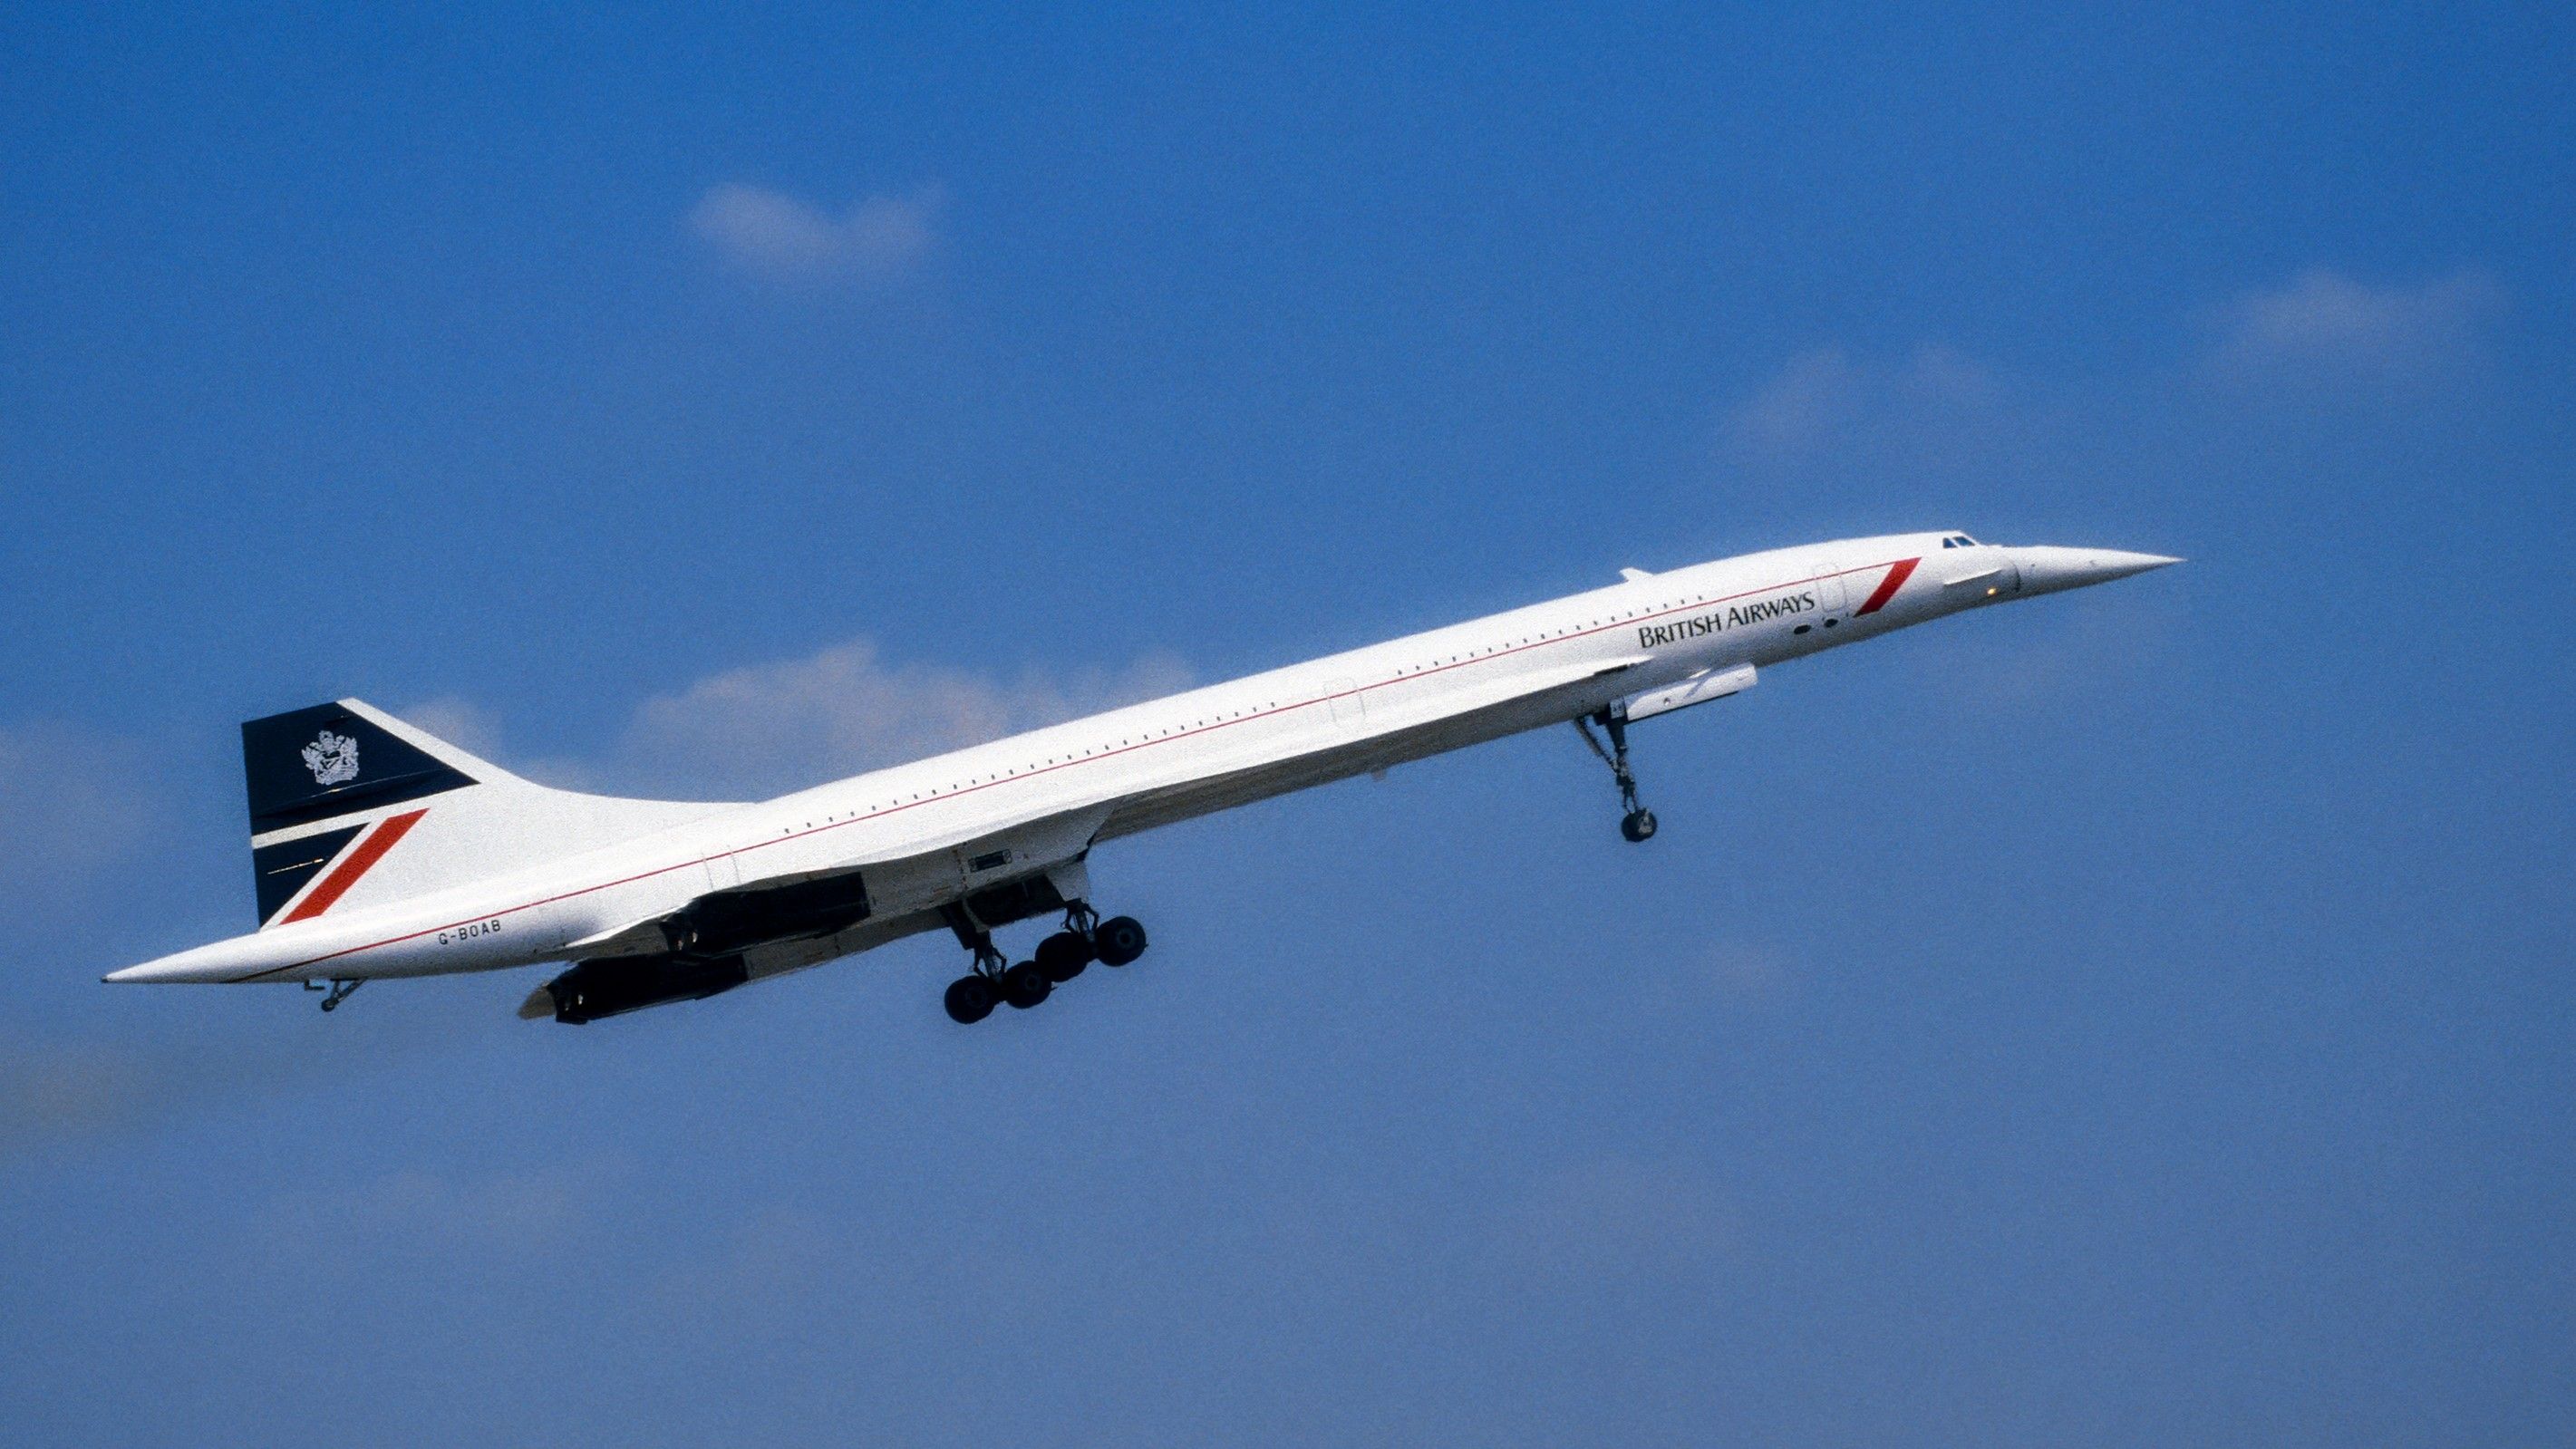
[279,809,427,923]
[1855,556,1920,615]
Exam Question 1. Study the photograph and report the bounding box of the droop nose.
[2009,546,2184,596]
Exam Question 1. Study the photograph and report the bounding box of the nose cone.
[2010,546,2183,597]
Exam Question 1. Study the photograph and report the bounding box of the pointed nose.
[2009,546,2183,596]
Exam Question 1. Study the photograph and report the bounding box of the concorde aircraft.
[107,534,2176,1024]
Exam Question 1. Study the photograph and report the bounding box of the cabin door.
[1810,563,1849,623]
[1327,678,1367,729]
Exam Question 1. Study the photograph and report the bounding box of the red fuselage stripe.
[1854,556,1919,615]
[278,809,428,923]
[229,555,1922,980]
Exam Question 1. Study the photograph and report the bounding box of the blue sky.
[4,5,2571,1444]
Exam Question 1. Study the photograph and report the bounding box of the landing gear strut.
[1034,903,1097,984]
[305,977,363,1012]
[942,902,1149,1024]
[944,935,1010,1024]
[943,973,998,1024]
[1576,709,1658,843]
[1092,914,1148,967]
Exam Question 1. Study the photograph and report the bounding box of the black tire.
[944,975,997,1024]
[1094,915,1148,968]
[1620,808,1659,843]
[1001,961,1053,1009]
[1034,931,1092,983]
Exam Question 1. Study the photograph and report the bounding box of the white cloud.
[0,722,150,898]
[610,639,1193,799]
[1690,939,1795,1008]
[687,182,943,282]
[642,1203,870,1334]
[1612,936,1801,1020]
[1721,343,2005,462]
[2207,268,2502,386]
[1496,1156,1736,1282]
[381,641,1192,801]
[1901,341,2003,409]
[0,1039,160,1152]
[1724,346,1856,456]
[257,1163,612,1253]
[0,1019,450,1161]
[393,695,505,759]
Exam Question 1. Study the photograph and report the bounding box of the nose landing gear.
[1576,708,1657,843]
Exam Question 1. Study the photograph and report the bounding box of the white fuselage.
[112,533,2174,988]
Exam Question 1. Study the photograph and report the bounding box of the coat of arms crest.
[302,729,360,786]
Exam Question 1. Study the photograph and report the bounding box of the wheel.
[1093,915,1148,967]
[1001,961,1054,1009]
[1620,808,1659,843]
[1034,931,1093,983]
[944,975,998,1024]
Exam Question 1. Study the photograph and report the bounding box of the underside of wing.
[521,654,1642,1024]
[525,802,1119,1022]
[1102,652,1649,840]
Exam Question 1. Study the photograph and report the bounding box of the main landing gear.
[944,903,1150,1025]
[1575,708,1658,843]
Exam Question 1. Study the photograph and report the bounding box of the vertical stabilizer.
[242,700,735,928]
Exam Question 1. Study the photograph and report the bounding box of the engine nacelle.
[657,872,873,958]
[537,953,750,1025]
